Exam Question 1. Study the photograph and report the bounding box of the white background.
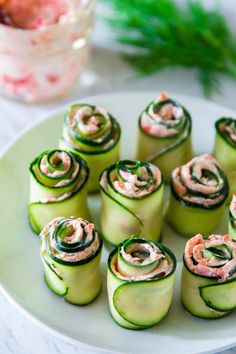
[1,1,236,353]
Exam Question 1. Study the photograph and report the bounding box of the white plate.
[0,92,236,354]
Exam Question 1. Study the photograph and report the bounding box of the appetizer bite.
[107,237,176,329]
[29,149,90,233]
[99,160,164,246]
[213,117,236,199]
[181,234,236,318]
[136,92,192,181]
[166,154,229,237]
[40,217,103,305]
[229,194,236,240]
[60,103,121,192]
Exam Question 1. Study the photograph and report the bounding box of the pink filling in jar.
[0,0,95,103]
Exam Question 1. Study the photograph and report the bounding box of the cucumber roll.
[166,154,229,237]
[213,118,236,199]
[107,237,176,329]
[181,234,236,319]
[40,216,103,305]
[99,160,164,246]
[229,194,236,240]
[60,103,121,192]
[136,92,192,182]
[29,149,90,234]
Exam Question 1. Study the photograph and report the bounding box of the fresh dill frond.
[103,0,236,97]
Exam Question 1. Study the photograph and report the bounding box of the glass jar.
[0,0,95,103]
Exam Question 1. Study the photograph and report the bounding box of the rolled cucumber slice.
[40,217,103,305]
[213,118,236,201]
[200,280,236,312]
[100,160,164,246]
[213,118,236,171]
[166,154,229,238]
[136,94,192,182]
[181,234,236,319]
[29,149,90,234]
[107,237,176,329]
[59,103,121,192]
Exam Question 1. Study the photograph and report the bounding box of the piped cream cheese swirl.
[62,103,121,152]
[110,237,176,281]
[140,92,188,138]
[171,154,229,208]
[40,217,102,265]
[30,149,88,202]
[100,160,162,199]
[184,234,236,282]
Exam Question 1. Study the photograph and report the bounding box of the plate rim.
[1,91,236,354]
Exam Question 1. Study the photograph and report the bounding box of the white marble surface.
[1,2,236,354]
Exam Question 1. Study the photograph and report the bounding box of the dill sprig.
[103,0,236,97]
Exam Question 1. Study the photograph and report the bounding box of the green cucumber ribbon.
[29,149,90,234]
[166,154,229,237]
[213,117,236,200]
[99,160,164,246]
[229,194,236,241]
[181,234,236,318]
[214,117,236,150]
[60,103,121,192]
[107,237,176,329]
[40,216,103,305]
[136,92,192,181]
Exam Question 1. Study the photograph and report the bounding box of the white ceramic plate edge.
[1,91,236,354]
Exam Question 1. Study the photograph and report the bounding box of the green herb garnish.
[103,0,236,97]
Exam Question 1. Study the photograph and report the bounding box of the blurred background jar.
[0,0,95,103]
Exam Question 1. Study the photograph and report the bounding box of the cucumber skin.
[181,262,229,319]
[228,220,236,241]
[113,275,175,327]
[136,117,192,182]
[213,128,236,202]
[60,136,121,193]
[107,249,176,329]
[213,127,236,172]
[44,273,68,297]
[42,249,102,305]
[107,265,141,329]
[199,280,236,312]
[136,128,177,160]
[100,182,164,246]
[152,134,192,183]
[100,188,142,246]
[28,211,41,235]
[28,184,90,234]
[166,193,226,238]
[227,172,236,204]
